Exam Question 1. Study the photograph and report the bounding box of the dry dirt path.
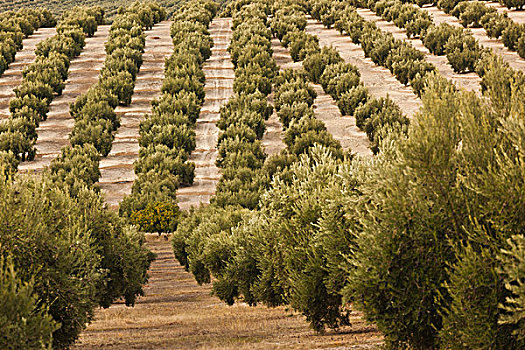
[0,27,57,119]
[357,8,481,93]
[176,18,233,211]
[306,17,422,119]
[98,21,172,210]
[18,25,110,173]
[420,5,525,72]
[262,38,290,157]
[72,236,382,350]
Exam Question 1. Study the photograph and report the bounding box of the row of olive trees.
[0,4,164,349]
[171,1,525,349]
[313,0,437,90]
[171,0,349,331]
[212,0,276,209]
[171,0,276,282]
[0,8,56,76]
[275,0,408,153]
[0,7,103,167]
[0,166,156,349]
[366,0,525,61]
[362,0,514,72]
[66,2,165,160]
[119,0,218,233]
[438,0,525,58]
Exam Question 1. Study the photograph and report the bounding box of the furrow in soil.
[176,18,234,211]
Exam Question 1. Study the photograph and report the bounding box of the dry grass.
[72,236,382,350]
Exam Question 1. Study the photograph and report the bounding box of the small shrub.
[445,32,483,73]
[337,85,369,116]
[131,202,182,233]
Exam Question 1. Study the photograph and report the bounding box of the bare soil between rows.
[73,236,382,350]
[99,21,173,209]
[176,18,232,211]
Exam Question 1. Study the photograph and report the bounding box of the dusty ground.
[0,27,57,119]
[261,38,290,156]
[18,25,110,173]
[72,236,382,350]
[176,18,232,211]
[306,17,422,119]
[420,5,525,73]
[356,8,481,93]
[99,21,172,209]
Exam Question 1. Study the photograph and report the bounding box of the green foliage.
[0,257,58,350]
[303,46,343,83]
[49,144,101,195]
[131,201,182,233]
[358,96,408,153]
[334,6,365,43]
[337,85,369,116]
[0,8,55,76]
[499,235,525,341]
[0,176,97,348]
[481,12,511,39]
[0,151,19,175]
[346,75,463,349]
[423,23,462,56]
[0,119,36,161]
[502,23,525,51]
[121,0,215,219]
[320,62,360,99]
[500,0,525,10]
[456,2,496,28]
[375,0,432,38]
[438,0,462,13]
[2,173,154,347]
[440,241,520,349]
[1,7,95,162]
[445,31,483,73]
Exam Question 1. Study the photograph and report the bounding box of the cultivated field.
[2,0,525,349]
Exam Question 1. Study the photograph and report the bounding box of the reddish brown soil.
[72,237,383,350]
[18,25,110,173]
[0,27,57,119]
[99,21,172,209]
[176,18,232,211]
